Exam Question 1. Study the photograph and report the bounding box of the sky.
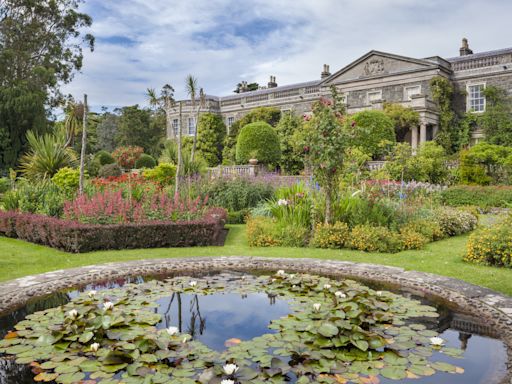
[62,0,512,112]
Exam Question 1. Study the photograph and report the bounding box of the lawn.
[1,224,511,296]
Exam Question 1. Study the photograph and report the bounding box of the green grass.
[1,225,512,296]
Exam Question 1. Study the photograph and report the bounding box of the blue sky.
[62,0,512,111]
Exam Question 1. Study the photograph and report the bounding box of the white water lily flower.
[376,291,383,296]
[189,281,197,287]
[335,291,346,298]
[166,326,179,336]
[67,309,78,319]
[103,301,114,311]
[182,336,189,344]
[430,337,445,346]
[323,284,332,290]
[87,290,97,298]
[288,274,295,278]
[313,303,321,312]
[90,343,100,352]
[223,364,239,375]
[276,270,285,276]
[221,380,235,384]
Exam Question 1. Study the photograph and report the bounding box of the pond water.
[0,272,508,384]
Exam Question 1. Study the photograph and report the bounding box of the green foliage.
[434,207,478,237]
[383,103,420,142]
[19,129,78,180]
[246,216,310,247]
[345,110,396,159]
[311,221,350,249]
[2,180,65,217]
[159,140,207,176]
[202,178,274,212]
[51,167,81,196]
[235,122,281,165]
[440,185,512,209]
[143,163,176,186]
[0,177,11,194]
[94,150,115,166]
[349,224,404,253]
[195,113,226,166]
[481,86,512,146]
[275,112,305,174]
[385,142,449,184]
[98,163,122,178]
[222,107,281,164]
[135,154,156,169]
[266,183,312,228]
[465,216,512,267]
[95,112,119,152]
[0,0,94,171]
[458,143,512,185]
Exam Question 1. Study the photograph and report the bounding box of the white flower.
[67,309,78,319]
[189,281,197,287]
[221,380,235,384]
[288,274,295,278]
[271,278,277,283]
[376,291,383,296]
[430,337,444,346]
[223,364,239,375]
[313,303,321,312]
[335,291,346,298]
[90,343,100,352]
[87,290,97,298]
[277,199,288,206]
[103,301,114,311]
[182,336,189,343]
[166,326,179,336]
[276,270,285,276]
[323,284,332,290]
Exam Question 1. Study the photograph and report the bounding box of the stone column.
[411,126,418,151]
[420,122,427,144]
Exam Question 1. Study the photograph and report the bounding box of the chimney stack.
[268,75,277,88]
[321,64,331,79]
[460,38,473,56]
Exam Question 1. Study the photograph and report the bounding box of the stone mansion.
[169,39,512,148]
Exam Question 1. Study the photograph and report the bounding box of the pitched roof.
[447,47,512,63]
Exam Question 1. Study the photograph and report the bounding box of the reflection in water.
[0,275,509,384]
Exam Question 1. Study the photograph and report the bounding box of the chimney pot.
[460,38,473,56]
[321,64,331,79]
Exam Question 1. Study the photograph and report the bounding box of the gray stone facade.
[170,40,512,147]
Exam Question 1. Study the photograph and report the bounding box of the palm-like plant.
[147,84,175,138]
[19,129,78,180]
[64,100,85,147]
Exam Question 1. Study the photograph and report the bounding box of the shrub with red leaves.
[112,146,144,169]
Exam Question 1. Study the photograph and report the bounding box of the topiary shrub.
[143,163,176,185]
[98,163,123,178]
[135,154,157,169]
[95,150,115,166]
[236,121,281,165]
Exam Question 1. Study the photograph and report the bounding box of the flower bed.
[0,208,226,253]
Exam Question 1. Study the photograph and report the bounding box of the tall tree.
[0,0,94,171]
[116,105,164,154]
[96,111,119,152]
[147,84,175,139]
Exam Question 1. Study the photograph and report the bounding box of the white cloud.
[62,0,512,111]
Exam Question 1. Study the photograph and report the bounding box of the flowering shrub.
[434,208,478,237]
[348,225,402,253]
[399,227,429,250]
[246,217,308,247]
[465,217,512,267]
[91,173,160,201]
[98,163,122,178]
[112,146,144,169]
[400,219,445,242]
[311,221,350,249]
[64,190,208,224]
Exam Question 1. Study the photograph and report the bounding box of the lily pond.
[0,271,507,384]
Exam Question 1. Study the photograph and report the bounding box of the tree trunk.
[174,101,183,196]
[165,98,174,139]
[324,183,332,224]
[191,104,201,162]
[79,94,87,195]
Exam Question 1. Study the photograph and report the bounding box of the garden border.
[0,257,511,381]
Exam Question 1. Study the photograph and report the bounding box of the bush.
[434,207,478,237]
[440,185,512,209]
[1,180,64,217]
[246,216,308,247]
[112,146,144,169]
[400,219,445,242]
[345,110,396,159]
[0,209,226,253]
[98,163,123,178]
[0,177,10,194]
[311,221,350,249]
[95,150,115,166]
[399,227,429,250]
[227,209,250,224]
[458,143,512,185]
[143,163,176,186]
[236,121,281,165]
[196,113,226,166]
[135,154,157,169]
[348,224,402,253]
[51,167,81,195]
[464,218,512,267]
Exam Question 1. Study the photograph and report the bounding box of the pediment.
[322,51,436,84]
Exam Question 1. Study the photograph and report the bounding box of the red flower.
[351,121,357,127]
[303,145,310,153]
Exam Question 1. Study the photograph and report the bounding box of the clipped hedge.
[135,154,157,169]
[440,185,512,209]
[235,121,281,165]
[0,208,226,253]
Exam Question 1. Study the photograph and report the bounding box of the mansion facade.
[169,39,512,148]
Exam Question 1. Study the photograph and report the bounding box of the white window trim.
[187,117,196,136]
[404,85,421,101]
[466,82,486,113]
[367,90,382,104]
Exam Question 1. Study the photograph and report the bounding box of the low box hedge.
[440,185,512,209]
[0,208,226,253]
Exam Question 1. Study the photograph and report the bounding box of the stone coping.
[1,256,511,382]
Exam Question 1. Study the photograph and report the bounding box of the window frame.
[466,82,486,113]
[172,118,179,136]
[404,85,421,101]
[187,117,196,136]
[367,90,382,104]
